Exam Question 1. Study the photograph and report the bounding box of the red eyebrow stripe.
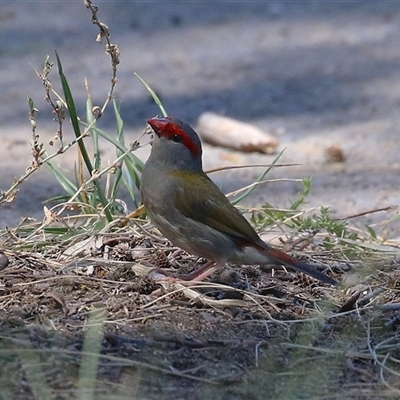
[147,117,200,158]
[166,123,200,157]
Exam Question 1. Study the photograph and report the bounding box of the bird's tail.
[265,247,337,285]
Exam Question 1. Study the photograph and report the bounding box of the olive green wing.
[173,171,260,244]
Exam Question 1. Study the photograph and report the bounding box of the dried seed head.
[92,106,102,119]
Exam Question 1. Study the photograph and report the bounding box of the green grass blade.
[79,117,144,206]
[55,51,112,222]
[55,51,92,174]
[134,72,168,117]
[77,309,107,400]
[290,176,312,211]
[113,99,124,147]
[45,158,78,196]
[110,100,125,201]
[123,156,141,189]
[86,91,101,171]
[79,122,144,172]
[231,149,285,205]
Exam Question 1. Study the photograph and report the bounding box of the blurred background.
[0,1,399,236]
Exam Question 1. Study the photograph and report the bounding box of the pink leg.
[155,260,225,281]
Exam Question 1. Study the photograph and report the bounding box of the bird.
[140,116,336,285]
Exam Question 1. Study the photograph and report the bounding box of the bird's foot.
[152,260,223,282]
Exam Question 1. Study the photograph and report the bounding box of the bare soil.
[1,227,399,400]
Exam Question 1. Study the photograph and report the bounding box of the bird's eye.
[172,134,182,143]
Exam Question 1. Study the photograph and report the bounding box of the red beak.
[147,116,172,134]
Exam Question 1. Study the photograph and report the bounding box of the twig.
[84,0,119,106]
[206,163,301,174]
[335,206,395,221]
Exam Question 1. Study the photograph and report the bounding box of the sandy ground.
[0,1,399,237]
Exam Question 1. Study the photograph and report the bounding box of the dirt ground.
[1,226,399,400]
[1,1,400,399]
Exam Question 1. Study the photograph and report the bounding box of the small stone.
[0,253,9,270]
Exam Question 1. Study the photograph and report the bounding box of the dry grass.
[0,214,399,399]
